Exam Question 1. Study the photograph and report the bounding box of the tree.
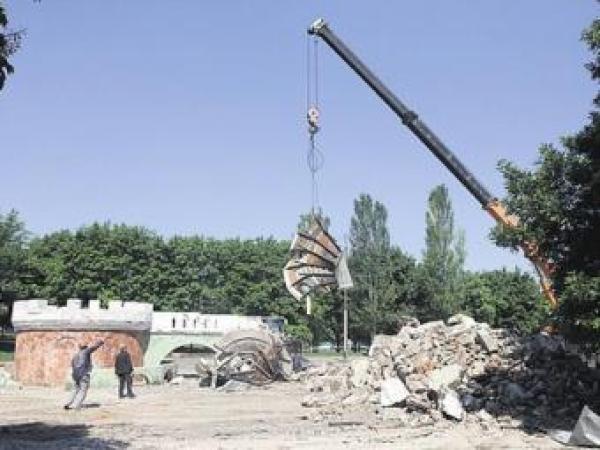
[492,18,600,341]
[349,194,390,255]
[348,194,413,343]
[0,209,29,327]
[459,269,548,334]
[421,184,466,320]
[26,223,167,304]
[0,2,23,91]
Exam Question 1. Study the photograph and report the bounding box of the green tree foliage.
[421,184,466,320]
[348,194,417,343]
[350,194,390,254]
[26,223,165,303]
[0,210,29,325]
[459,269,548,334]
[0,2,23,91]
[0,210,28,294]
[492,18,600,341]
[3,210,551,344]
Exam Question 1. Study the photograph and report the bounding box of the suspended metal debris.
[283,218,353,302]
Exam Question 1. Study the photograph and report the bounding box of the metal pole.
[343,235,349,359]
[343,288,348,359]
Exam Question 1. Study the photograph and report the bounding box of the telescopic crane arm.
[308,18,557,308]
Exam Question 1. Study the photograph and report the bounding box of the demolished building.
[11,299,282,387]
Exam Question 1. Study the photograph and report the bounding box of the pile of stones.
[300,315,600,429]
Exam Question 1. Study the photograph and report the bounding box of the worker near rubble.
[64,339,105,410]
[114,345,136,399]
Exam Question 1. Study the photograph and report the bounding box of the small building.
[11,299,280,387]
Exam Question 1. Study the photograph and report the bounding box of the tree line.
[0,183,549,347]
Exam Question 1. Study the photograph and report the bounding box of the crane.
[307,18,557,308]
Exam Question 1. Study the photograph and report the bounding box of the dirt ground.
[0,380,565,450]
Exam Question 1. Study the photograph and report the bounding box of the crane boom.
[308,18,558,308]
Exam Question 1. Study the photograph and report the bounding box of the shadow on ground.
[0,422,128,449]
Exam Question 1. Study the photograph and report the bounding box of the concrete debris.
[476,329,499,353]
[446,314,476,328]
[380,377,409,407]
[475,409,494,423]
[441,389,464,421]
[550,405,600,447]
[342,389,370,406]
[427,364,463,391]
[350,359,370,388]
[218,380,251,392]
[301,315,600,431]
[170,375,184,385]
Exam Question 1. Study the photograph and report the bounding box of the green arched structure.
[142,332,222,383]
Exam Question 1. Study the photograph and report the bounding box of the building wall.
[151,312,264,334]
[11,299,281,386]
[12,299,152,332]
[15,330,147,387]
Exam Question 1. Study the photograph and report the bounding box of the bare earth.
[0,382,563,449]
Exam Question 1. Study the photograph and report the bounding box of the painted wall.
[16,330,147,386]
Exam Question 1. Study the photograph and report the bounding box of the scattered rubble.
[195,329,300,388]
[300,314,600,435]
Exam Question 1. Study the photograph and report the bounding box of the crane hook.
[307,106,320,135]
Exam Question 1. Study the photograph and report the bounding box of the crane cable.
[306,36,324,217]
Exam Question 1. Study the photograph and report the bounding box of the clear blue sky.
[1,1,597,271]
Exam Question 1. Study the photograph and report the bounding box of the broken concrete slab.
[350,359,370,388]
[427,364,463,391]
[380,377,409,407]
[416,321,445,334]
[447,314,476,328]
[476,329,499,353]
[441,389,464,421]
[550,405,600,447]
[369,335,397,357]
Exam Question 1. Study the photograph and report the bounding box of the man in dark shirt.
[115,346,135,399]
[64,339,104,410]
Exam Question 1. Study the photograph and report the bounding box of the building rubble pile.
[300,315,600,430]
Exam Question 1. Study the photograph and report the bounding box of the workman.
[64,339,104,410]
[114,345,136,399]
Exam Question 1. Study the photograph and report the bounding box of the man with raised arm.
[64,339,104,410]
